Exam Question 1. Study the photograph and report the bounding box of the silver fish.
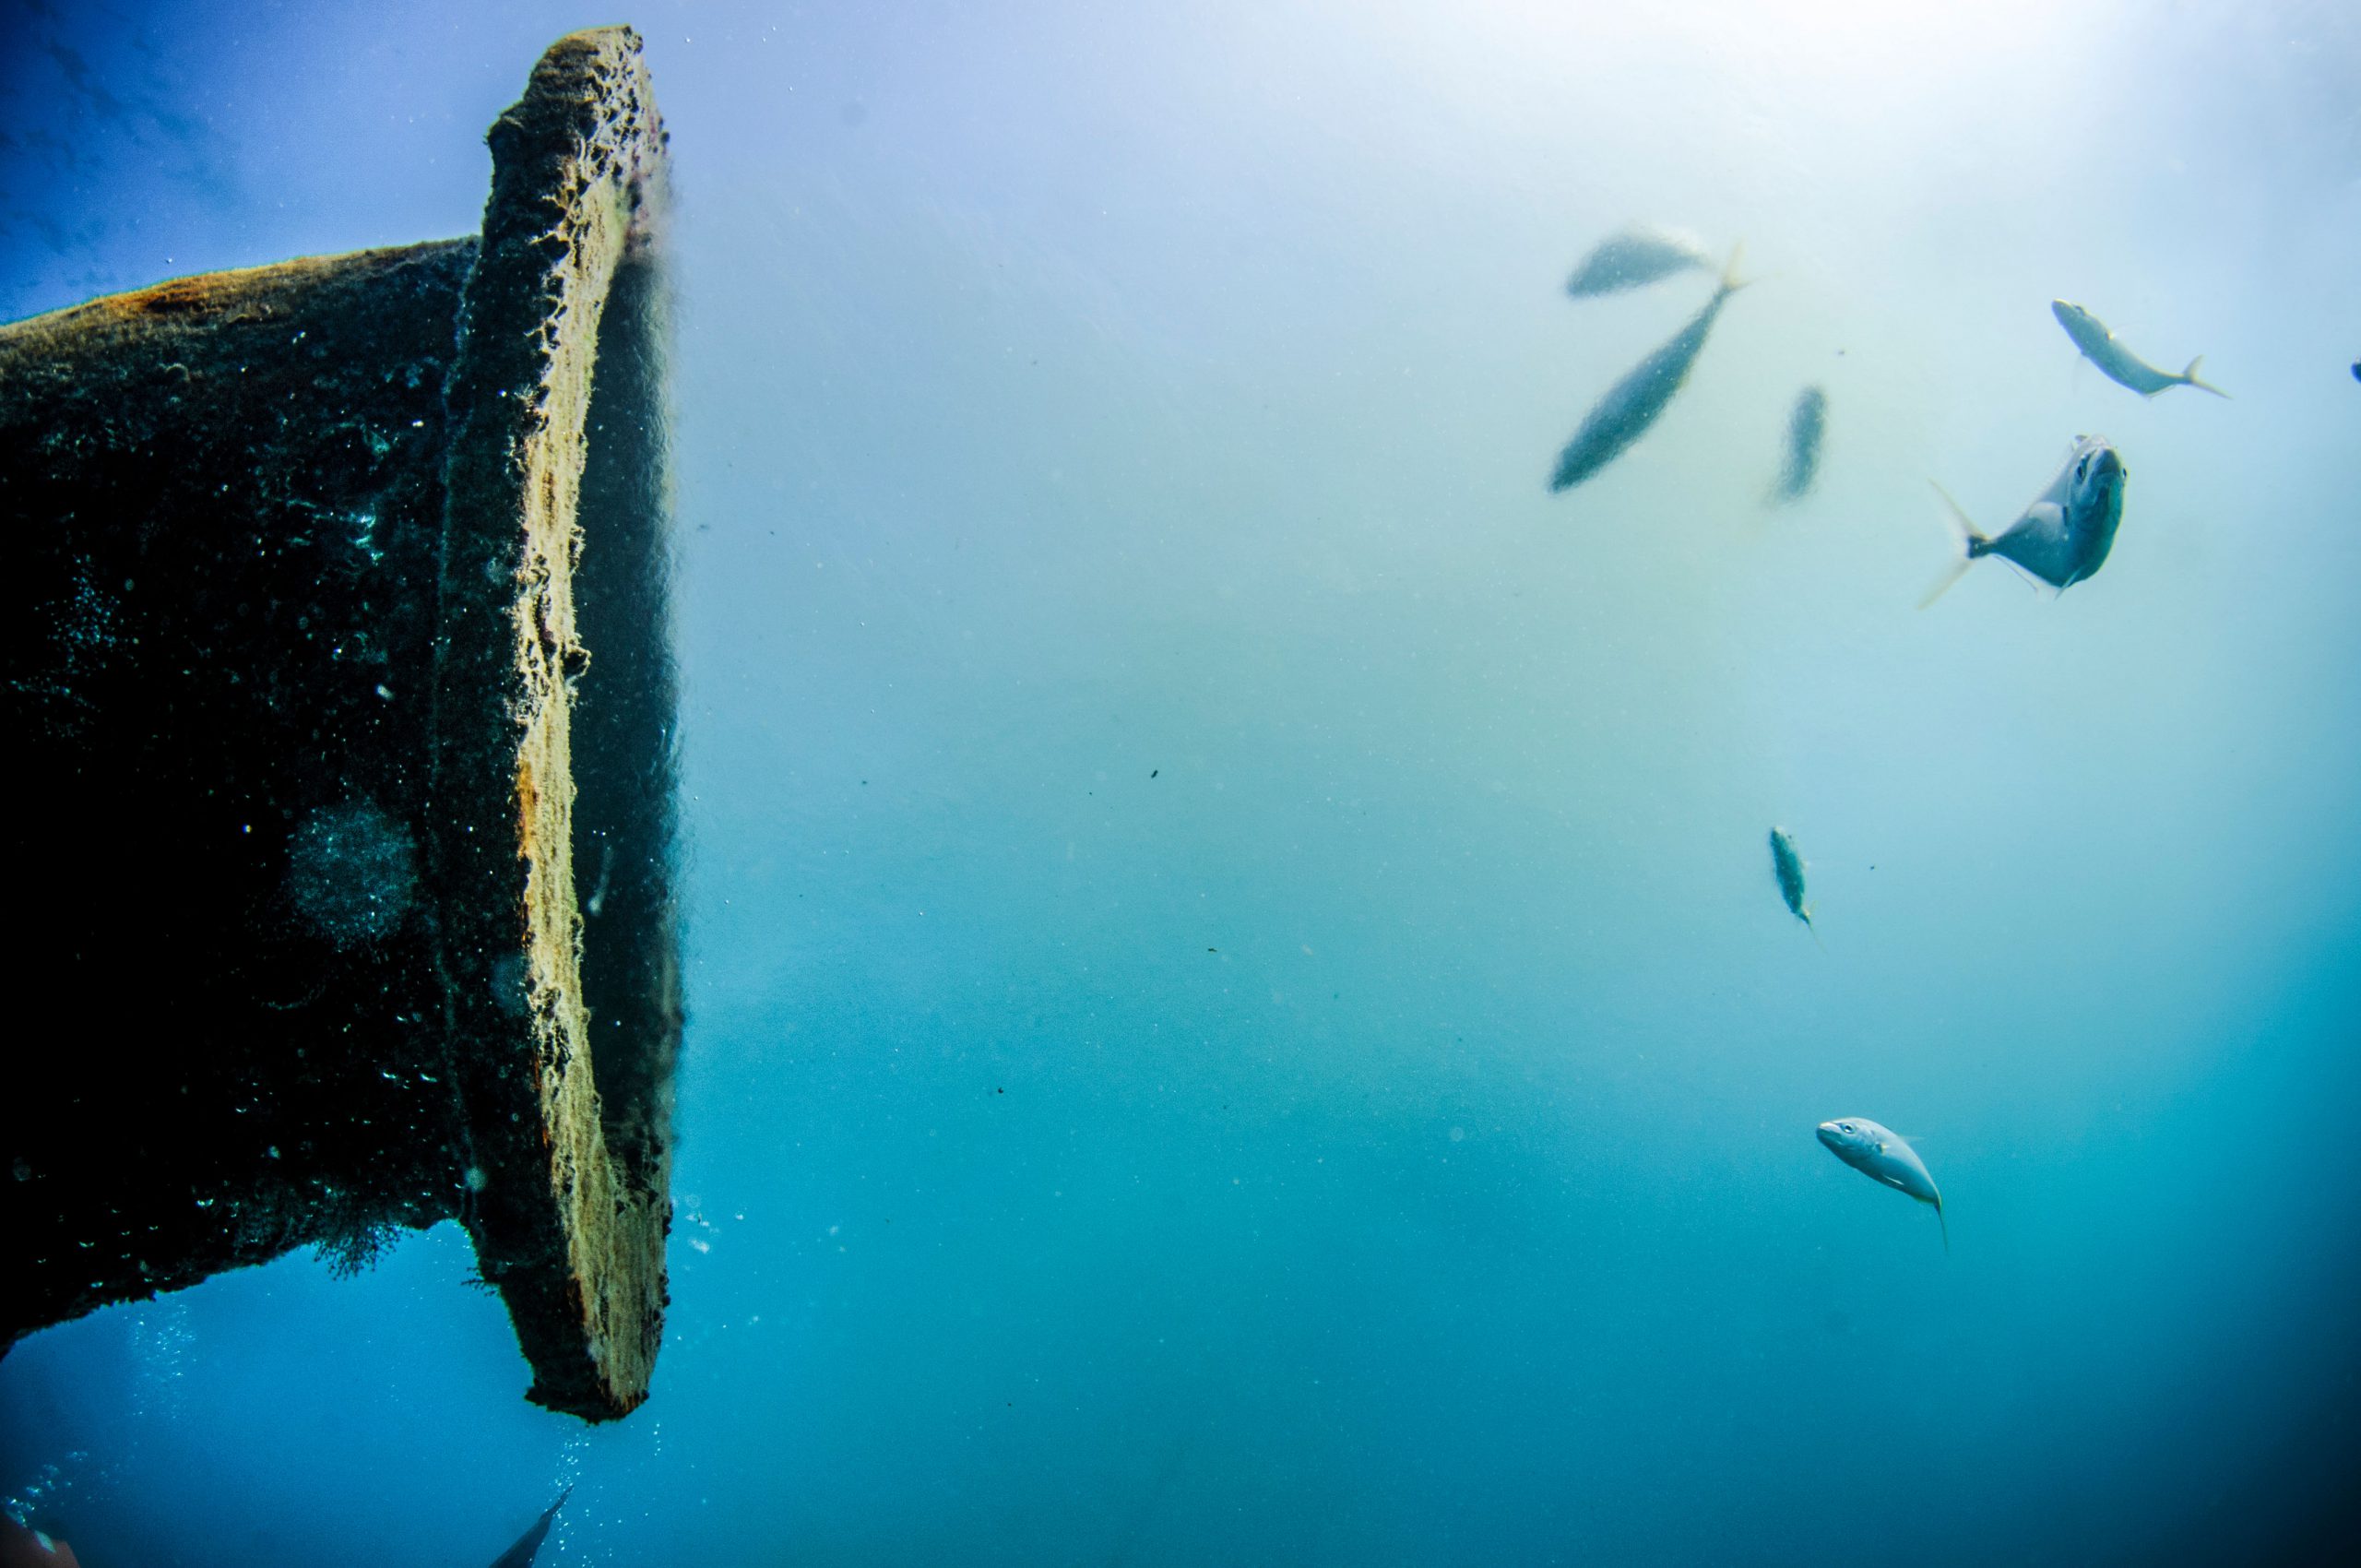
[1817,1118,1946,1251]
[1564,224,1714,298]
[1550,244,1748,493]
[2051,300,2227,398]
[1768,826,1814,934]
[1767,385,1827,505]
[1922,435,2128,605]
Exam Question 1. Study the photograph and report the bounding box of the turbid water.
[4,1,2359,1563]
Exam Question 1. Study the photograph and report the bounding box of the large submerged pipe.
[0,27,679,1422]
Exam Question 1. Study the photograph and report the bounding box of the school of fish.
[1547,224,2232,1249]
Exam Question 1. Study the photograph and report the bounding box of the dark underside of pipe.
[2,240,483,1307]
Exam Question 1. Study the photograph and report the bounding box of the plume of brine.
[129,1298,195,1426]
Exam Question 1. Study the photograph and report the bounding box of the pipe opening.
[426,25,678,1419]
[571,244,680,1191]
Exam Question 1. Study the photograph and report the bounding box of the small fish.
[1768,826,1815,936]
[1563,224,1714,298]
[1922,435,2128,605]
[2050,300,2226,398]
[1817,1118,1946,1251]
[1767,385,1827,505]
[1550,244,1748,492]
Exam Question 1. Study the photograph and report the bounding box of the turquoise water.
[5,1,2360,1562]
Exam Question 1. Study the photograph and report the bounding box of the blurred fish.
[2051,301,2226,398]
[1817,1118,1946,1252]
[490,1488,571,1568]
[1767,385,1827,505]
[1563,224,1713,298]
[0,1518,79,1568]
[1922,435,2128,605]
[1768,826,1816,938]
[1550,244,1748,492]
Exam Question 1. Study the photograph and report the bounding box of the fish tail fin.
[1805,911,1824,952]
[1936,1198,1950,1255]
[2181,355,2229,398]
[1920,557,1975,609]
[1930,481,1987,550]
[1918,481,1986,608]
[1718,241,1750,295]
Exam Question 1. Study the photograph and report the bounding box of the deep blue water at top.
[4,1,2360,1563]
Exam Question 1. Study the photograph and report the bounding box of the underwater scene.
[3,0,2359,1562]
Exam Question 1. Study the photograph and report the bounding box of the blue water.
[6,2,2360,1562]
